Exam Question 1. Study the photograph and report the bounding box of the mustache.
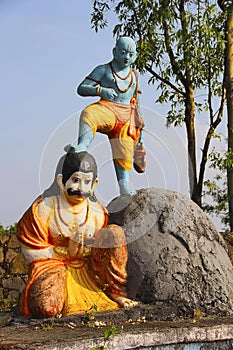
[67,188,91,197]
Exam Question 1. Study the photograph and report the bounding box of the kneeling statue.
[17,151,137,318]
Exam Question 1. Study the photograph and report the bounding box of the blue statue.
[65,37,146,195]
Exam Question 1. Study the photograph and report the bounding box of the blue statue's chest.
[102,70,137,103]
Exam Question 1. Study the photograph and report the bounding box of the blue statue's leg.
[114,163,136,196]
[64,121,93,153]
[78,121,94,148]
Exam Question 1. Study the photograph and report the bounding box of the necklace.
[110,62,132,80]
[54,197,90,242]
[109,62,134,93]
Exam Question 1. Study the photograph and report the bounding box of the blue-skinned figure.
[65,36,146,195]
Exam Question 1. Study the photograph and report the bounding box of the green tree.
[218,0,233,230]
[203,148,233,229]
[0,223,16,235]
[91,0,225,207]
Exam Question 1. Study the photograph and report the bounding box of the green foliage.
[91,325,122,350]
[42,323,54,331]
[103,325,117,341]
[203,177,229,229]
[207,148,233,171]
[202,148,233,229]
[91,1,110,32]
[0,223,17,235]
[85,304,98,325]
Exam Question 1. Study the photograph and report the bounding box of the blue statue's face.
[113,37,137,68]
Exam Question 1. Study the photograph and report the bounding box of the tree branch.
[145,65,185,96]
[179,0,192,88]
[162,17,187,88]
[207,64,214,125]
[218,0,226,12]
[198,79,226,196]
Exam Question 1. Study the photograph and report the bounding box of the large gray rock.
[107,188,233,317]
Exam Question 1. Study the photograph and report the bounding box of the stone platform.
[0,308,233,349]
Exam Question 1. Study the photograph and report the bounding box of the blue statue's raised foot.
[64,144,87,153]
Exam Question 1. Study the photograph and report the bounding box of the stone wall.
[0,234,28,309]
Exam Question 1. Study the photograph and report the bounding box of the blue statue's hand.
[100,87,118,101]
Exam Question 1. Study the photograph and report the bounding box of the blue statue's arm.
[77,65,104,96]
[77,64,118,101]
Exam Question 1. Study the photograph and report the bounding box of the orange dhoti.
[80,100,144,171]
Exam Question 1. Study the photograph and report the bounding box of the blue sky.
[0,0,224,228]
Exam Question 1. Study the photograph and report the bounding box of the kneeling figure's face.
[57,171,98,201]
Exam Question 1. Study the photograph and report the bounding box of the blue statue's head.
[113,36,137,68]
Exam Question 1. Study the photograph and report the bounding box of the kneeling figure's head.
[57,152,98,202]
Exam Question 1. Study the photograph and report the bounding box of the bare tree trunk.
[184,86,200,205]
[225,4,233,230]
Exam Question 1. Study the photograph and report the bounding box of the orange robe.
[17,196,127,318]
[80,99,144,171]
